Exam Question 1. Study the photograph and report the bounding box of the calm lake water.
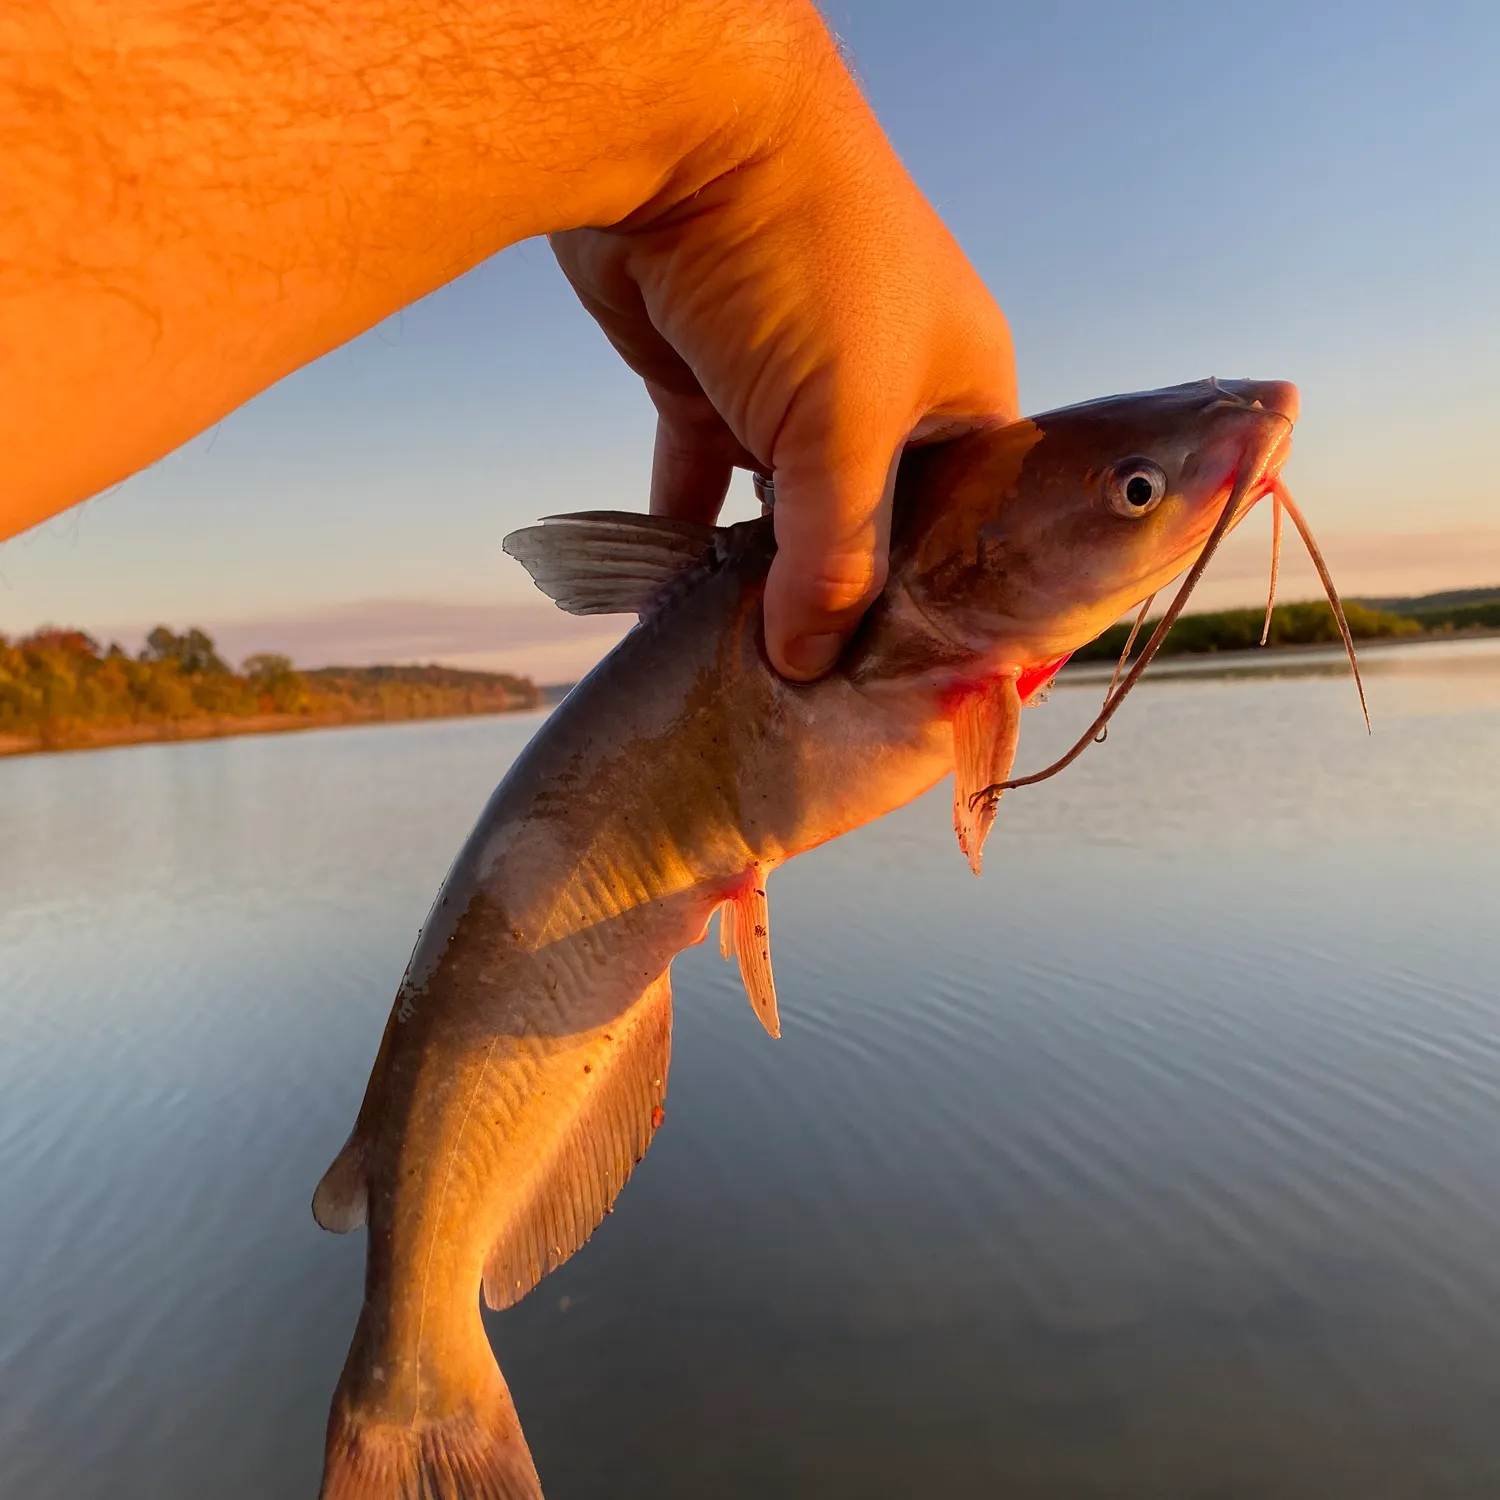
[2,638,1498,1499]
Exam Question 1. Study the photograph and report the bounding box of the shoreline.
[5,629,1496,762]
[0,704,542,762]
[1062,629,1500,693]
[1064,625,1500,679]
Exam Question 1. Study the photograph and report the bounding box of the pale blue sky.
[3,1,1496,678]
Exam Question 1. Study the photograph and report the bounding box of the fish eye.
[1104,458,1168,518]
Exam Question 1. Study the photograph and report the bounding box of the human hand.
[551,23,1016,681]
[2,0,1012,606]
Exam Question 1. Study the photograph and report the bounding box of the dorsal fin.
[502,510,721,618]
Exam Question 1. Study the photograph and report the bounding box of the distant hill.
[307,663,542,701]
[1356,586,1500,614]
[1351,586,1500,635]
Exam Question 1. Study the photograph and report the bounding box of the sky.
[3,1,1497,682]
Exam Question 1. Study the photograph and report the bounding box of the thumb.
[761,435,902,681]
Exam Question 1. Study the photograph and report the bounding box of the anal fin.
[953,674,1022,876]
[481,972,673,1311]
[719,880,780,1039]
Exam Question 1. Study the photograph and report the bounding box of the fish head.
[898,377,1298,663]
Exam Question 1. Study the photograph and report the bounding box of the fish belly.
[316,568,957,1497]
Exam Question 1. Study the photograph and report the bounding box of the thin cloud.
[99,598,627,683]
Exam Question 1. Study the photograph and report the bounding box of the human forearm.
[0,0,831,536]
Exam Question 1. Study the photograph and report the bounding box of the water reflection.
[0,638,1497,1498]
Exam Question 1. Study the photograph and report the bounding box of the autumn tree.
[142,626,228,674]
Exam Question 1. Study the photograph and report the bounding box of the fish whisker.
[1272,478,1370,732]
[969,460,1266,807]
[1260,493,1283,646]
[1104,591,1157,708]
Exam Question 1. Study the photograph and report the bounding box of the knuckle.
[795,553,887,618]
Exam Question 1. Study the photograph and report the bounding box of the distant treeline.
[0,626,542,755]
[1360,586,1500,619]
[1075,590,1500,664]
[1394,598,1500,633]
[1075,601,1417,662]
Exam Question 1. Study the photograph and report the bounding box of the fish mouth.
[1191,379,1300,544]
[1209,376,1300,428]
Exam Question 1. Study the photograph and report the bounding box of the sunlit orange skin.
[2,0,1016,678]
[318,380,1296,1495]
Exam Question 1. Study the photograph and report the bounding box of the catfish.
[313,378,1362,1497]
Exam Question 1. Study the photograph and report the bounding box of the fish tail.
[319,1314,543,1500]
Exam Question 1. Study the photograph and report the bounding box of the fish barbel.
[314,377,1356,1497]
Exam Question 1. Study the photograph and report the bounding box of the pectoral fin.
[719,881,780,1039]
[311,1130,368,1232]
[953,674,1022,876]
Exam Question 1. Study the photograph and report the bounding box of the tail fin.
[319,1346,543,1500]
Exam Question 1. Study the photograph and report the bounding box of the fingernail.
[781,632,844,680]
